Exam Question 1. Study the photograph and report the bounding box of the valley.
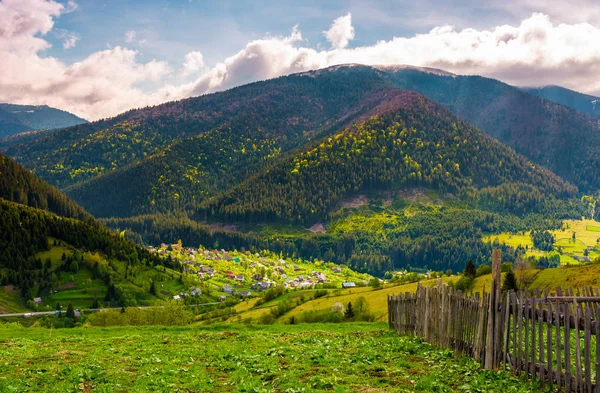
[1,63,600,393]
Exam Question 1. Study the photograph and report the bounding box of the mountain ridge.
[0,103,87,139]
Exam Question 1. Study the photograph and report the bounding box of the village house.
[173,295,181,300]
[236,274,244,281]
[331,267,342,273]
[237,290,252,297]
[252,273,263,281]
[222,285,234,294]
[191,287,202,296]
[33,297,42,305]
[342,282,356,288]
[293,265,301,272]
[218,296,227,302]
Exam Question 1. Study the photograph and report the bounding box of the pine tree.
[464,260,477,279]
[502,270,519,292]
[345,301,355,319]
[66,303,75,319]
[149,280,156,296]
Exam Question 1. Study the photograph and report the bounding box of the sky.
[2,0,600,121]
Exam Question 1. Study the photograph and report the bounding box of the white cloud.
[323,13,355,49]
[124,30,136,43]
[54,28,79,49]
[181,12,600,98]
[182,51,205,76]
[0,0,172,120]
[1,4,600,122]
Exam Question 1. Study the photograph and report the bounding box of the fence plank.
[575,299,583,393]
[566,302,572,393]
[547,300,553,389]
[585,306,592,393]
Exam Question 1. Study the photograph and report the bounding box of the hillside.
[522,85,600,118]
[4,66,388,192]
[0,154,91,221]
[0,154,175,310]
[3,64,600,221]
[198,89,575,224]
[380,66,600,193]
[0,104,87,139]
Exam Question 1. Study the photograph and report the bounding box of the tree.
[69,259,79,273]
[502,270,518,292]
[149,280,157,296]
[66,303,75,319]
[369,278,381,289]
[464,260,476,279]
[345,302,355,319]
[91,298,100,309]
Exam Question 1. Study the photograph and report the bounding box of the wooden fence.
[388,251,600,392]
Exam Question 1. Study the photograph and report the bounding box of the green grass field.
[483,219,600,264]
[0,323,550,392]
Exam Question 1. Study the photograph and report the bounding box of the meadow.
[0,323,551,393]
[483,219,600,264]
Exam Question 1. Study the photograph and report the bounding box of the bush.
[501,262,513,273]
[259,313,276,325]
[87,301,192,326]
[454,276,473,292]
[475,265,492,277]
[296,309,344,323]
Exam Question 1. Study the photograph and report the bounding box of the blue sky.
[2,0,600,120]
[46,0,530,66]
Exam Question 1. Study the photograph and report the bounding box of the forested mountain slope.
[522,85,600,119]
[197,90,576,224]
[3,67,389,190]
[0,104,87,139]
[380,66,600,192]
[3,64,599,220]
[0,154,91,221]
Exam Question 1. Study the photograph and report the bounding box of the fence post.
[485,249,502,369]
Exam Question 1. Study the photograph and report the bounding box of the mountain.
[3,64,600,221]
[522,85,600,118]
[197,89,575,224]
[0,104,87,138]
[378,66,600,193]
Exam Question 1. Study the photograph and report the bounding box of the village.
[147,243,373,300]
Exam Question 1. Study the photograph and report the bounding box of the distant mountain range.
[2,64,596,221]
[522,85,600,119]
[1,64,598,276]
[0,103,87,139]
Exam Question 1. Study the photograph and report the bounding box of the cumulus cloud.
[182,51,205,76]
[323,13,355,49]
[1,2,600,121]
[0,0,172,120]
[181,12,600,99]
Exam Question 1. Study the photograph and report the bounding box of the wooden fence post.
[485,249,502,369]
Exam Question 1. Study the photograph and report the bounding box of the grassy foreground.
[0,323,549,393]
